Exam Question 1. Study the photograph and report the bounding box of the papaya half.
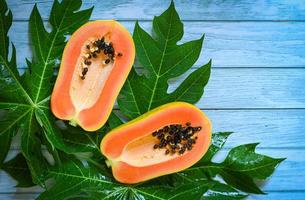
[51,20,135,131]
[101,102,212,184]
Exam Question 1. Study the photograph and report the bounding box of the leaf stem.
[69,119,78,127]
[105,160,112,168]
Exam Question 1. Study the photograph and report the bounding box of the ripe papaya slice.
[51,20,135,131]
[101,102,212,183]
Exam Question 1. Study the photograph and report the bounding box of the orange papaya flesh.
[101,102,212,184]
[51,20,135,131]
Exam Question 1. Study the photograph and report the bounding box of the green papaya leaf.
[0,0,32,171]
[223,143,285,180]
[0,131,11,167]
[182,138,284,194]
[2,153,35,187]
[202,182,247,199]
[0,0,93,185]
[117,1,211,119]
[37,155,210,200]
[200,132,233,162]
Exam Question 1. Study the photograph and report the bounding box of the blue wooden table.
[1,0,305,199]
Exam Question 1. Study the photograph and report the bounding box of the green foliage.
[118,1,211,119]
[0,0,20,167]
[0,0,93,185]
[0,0,284,199]
[38,132,284,199]
[2,153,35,187]
[185,133,283,195]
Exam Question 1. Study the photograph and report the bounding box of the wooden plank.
[14,67,305,109]
[248,192,305,200]
[7,0,305,21]
[205,110,305,148]
[9,21,305,68]
[6,109,305,149]
[0,194,38,200]
[174,68,305,109]
[0,149,303,193]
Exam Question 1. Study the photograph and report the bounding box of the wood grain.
[171,68,305,109]
[7,0,305,21]
[9,21,305,68]
[14,67,305,109]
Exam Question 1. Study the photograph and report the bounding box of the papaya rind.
[51,20,135,131]
[100,102,212,183]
